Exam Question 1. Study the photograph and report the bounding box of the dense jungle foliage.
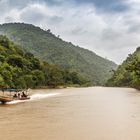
[107,47,140,89]
[0,35,88,89]
[0,23,117,85]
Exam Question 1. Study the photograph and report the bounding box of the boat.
[0,89,30,104]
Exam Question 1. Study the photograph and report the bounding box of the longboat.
[0,89,30,104]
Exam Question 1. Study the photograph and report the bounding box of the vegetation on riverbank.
[106,47,140,89]
[0,23,117,85]
[0,35,88,89]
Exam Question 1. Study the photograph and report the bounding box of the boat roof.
[0,89,25,92]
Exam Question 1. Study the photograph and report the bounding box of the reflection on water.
[0,87,140,140]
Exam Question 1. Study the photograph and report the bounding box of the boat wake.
[6,93,60,105]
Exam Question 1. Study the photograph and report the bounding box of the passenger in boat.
[18,93,21,99]
[22,92,27,98]
[13,93,17,98]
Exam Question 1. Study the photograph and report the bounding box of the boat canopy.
[0,89,24,92]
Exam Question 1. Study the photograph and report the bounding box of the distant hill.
[0,23,117,85]
[107,47,140,89]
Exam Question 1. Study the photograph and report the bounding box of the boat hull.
[0,96,30,104]
[0,96,13,102]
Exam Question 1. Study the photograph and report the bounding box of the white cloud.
[0,0,140,64]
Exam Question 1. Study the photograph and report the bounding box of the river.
[0,87,140,140]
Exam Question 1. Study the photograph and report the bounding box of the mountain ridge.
[0,23,117,85]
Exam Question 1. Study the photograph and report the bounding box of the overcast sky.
[0,0,140,63]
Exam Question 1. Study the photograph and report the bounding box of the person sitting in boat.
[17,93,21,99]
[22,92,27,98]
[13,93,17,98]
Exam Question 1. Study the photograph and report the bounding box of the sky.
[0,0,140,64]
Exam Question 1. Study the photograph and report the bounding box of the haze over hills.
[107,47,140,89]
[0,23,117,85]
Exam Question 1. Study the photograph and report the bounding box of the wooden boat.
[0,96,13,103]
[0,89,30,104]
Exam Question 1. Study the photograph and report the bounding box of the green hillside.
[0,23,117,85]
[0,35,87,89]
[107,47,140,89]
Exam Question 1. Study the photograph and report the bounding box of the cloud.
[72,0,129,13]
[0,0,140,64]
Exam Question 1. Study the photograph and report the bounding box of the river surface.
[0,87,140,140]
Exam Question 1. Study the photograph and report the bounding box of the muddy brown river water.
[0,87,140,140]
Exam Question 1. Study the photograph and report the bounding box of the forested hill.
[0,23,117,85]
[0,35,88,89]
[107,47,140,89]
